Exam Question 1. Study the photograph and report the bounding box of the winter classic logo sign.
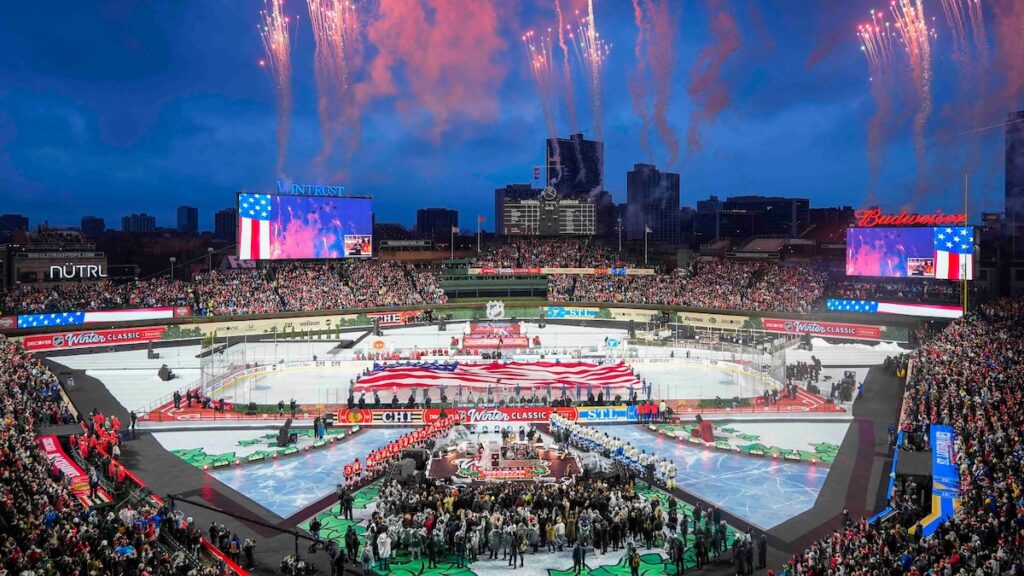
[22,326,169,351]
[761,318,882,340]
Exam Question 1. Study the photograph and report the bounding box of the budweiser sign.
[854,209,967,228]
[22,326,168,351]
[762,318,882,340]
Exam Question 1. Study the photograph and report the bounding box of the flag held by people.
[933,227,973,280]
[238,194,273,260]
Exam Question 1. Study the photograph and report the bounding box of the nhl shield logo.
[486,300,505,320]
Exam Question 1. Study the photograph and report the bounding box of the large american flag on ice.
[238,193,273,260]
[355,361,640,392]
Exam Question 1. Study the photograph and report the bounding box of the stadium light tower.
[169,257,176,280]
[207,247,214,272]
[616,217,622,252]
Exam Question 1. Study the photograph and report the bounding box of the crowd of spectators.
[830,279,962,303]
[783,298,1024,575]
[0,335,224,575]
[472,239,633,269]
[193,269,283,316]
[344,260,446,308]
[3,277,194,315]
[274,262,355,312]
[550,260,826,313]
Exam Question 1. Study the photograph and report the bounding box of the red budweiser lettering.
[854,209,967,228]
[762,318,882,340]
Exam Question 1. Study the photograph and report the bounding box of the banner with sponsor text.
[760,318,883,341]
[337,406,582,425]
[37,435,108,505]
[21,326,169,351]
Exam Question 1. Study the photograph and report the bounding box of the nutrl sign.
[854,209,967,228]
[275,180,345,197]
[49,263,107,280]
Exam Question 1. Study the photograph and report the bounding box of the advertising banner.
[676,312,748,328]
[930,424,960,499]
[575,405,637,422]
[37,435,104,504]
[0,316,15,330]
[469,323,522,336]
[469,267,655,276]
[545,306,600,319]
[337,406,583,425]
[22,326,169,351]
[366,310,423,327]
[462,336,530,349]
[606,308,661,322]
[761,318,882,340]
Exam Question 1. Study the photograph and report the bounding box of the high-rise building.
[121,213,156,233]
[415,208,459,240]
[0,214,29,233]
[693,194,809,245]
[80,216,105,238]
[176,205,199,233]
[546,134,604,197]
[214,208,237,242]
[494,184,540,237]
[625,164,681,244]
[1006,110,1024,238]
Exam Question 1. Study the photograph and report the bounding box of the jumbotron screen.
[237,193,372,260]
[846,226,974,280]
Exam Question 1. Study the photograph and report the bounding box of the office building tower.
[177,205,199,233]
[625,163,681,244]
[545,134,604,197]
[121,213,156,233]
[214,208,237,242]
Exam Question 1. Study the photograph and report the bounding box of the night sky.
[1,0,1020,231]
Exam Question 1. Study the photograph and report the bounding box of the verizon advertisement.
[761,318,883,340]
[22,326,169,351]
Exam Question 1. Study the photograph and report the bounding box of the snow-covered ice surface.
[612,426,830,529]
[53,345,202,411]
[787,338,910,366]
[208,427,410,518]
[633,361,771,399]
[714,421,850,453]
[152,428,328,459]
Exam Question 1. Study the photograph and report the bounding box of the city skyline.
[1,1,1022,230]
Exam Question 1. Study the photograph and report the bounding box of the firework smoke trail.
[259,0,294,176]
[858,10,897,204]
[890,0,933,197]
[630,0,652,160]
[554,0,579,134]
[940,0,967,57]
[630,0,680,165]
[572,0,611,139]
[967,0,988,62]
[647,0,680,165]
[523,29,560,141]
[307,0,362,171]
[991,0,1024,111]
[686,0,740,152]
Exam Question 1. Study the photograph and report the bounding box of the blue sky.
[0,0,1016,230]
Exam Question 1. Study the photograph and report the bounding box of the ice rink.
[48,324,897,412]
[612,426,830,529]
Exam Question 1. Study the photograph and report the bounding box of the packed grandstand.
[0,239,963,317]
[0,236,1007,576]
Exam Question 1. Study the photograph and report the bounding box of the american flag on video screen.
[933,227,973,281]
[238,194,273,260]
[355,361,640,391]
